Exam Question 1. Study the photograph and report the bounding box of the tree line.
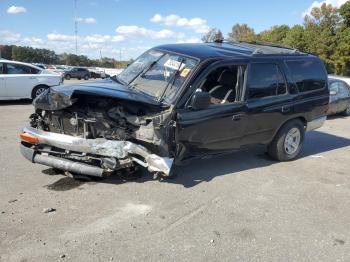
[202,2,350,76]
[0,45,133,69]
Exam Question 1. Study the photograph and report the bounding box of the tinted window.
[248,63,286,99]
[0,63,3,74]
[286,60,326,92]
[6,63,38,74]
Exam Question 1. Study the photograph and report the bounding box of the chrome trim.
[23,127,173,175]
[306,116,327,131]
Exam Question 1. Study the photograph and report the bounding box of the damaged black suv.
[20,42,329,179]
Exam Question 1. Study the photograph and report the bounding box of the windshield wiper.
[128,60,158,87]
[110,75,126,85]
[159,59,184,101]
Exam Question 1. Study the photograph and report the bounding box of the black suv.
[63,67,90,80]
[20,42,329,179]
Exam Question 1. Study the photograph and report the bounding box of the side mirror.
[190,91,211,110]
[330,90,337,96]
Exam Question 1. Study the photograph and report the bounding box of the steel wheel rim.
[35,87,46,98]
[284,127,301,155]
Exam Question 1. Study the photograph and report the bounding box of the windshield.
[117,49,198,102]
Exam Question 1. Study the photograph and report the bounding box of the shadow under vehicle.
[20,41,329,180]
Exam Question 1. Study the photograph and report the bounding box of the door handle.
[281,105,291,113]
[232,114,244,121]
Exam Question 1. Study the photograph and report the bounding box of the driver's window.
[199,65,246,105]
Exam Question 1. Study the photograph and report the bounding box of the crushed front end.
[20,85,176,178]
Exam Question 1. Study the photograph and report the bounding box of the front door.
[4,63,37,98]
[0,63,5,97]
[176,62,248,157]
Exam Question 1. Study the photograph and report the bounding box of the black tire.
[78,77,81,80]
[65,74,71,80]
[268,119,305,161]
[31,85,49,99]
[342,104,350,116]
[84,75,89,80]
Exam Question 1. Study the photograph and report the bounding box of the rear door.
[4,63,40,98]
[242,61,294,145]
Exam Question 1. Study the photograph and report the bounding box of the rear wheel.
[84,75,89,80]
[32,85,48,99]
[268,120,305,161]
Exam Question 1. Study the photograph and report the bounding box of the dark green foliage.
[0,45,132,68]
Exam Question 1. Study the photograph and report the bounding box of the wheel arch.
[269,116,307,144]
[31,84,49,99]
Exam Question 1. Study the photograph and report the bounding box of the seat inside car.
[209,69,237,104]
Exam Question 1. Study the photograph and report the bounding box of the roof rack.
[209,39,305,56]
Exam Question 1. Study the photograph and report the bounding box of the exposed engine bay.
[20,86,176,178]
[30,95,172,155]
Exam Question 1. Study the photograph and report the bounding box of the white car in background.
[0,59,63,100]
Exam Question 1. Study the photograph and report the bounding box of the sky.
[0,0,348,60]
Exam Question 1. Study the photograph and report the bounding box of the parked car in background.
[328,77,350,116]
[63,67,90,80]
[33,63,46,69]
[89,68,106,79]
[20,42,329,179]
[0,59,63,100]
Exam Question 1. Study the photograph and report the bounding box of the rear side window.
[0,63,3,74]
[6,63,37,74]
[247,63,286,99]
[285,60,326,92]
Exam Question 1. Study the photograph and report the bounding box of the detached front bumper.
[20,126,173,177]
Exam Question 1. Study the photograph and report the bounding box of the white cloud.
[76,17,97,24]
[112,35,125,42]
[176,38,202,44]
[115,25,184,39]
[0,30,21,42]
[47,33,76,42]
[150,14,209,33]
[7,5,27,14]
[303,0,348,17]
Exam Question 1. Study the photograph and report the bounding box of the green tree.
[201,28,224,42]
[283,25,307,51]
[303,3,341,73]
[228,23,256,42]
[258,25,290,44]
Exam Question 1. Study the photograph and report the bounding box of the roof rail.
[207,39,305,55]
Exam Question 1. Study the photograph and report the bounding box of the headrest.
[217,70,236,86]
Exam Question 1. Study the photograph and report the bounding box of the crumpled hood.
[34,79,162,110]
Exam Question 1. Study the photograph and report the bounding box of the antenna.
[74,0,78,55]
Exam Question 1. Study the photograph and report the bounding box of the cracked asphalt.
[1,95,350,261]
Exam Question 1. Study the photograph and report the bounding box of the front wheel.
[268,120,305,161]
[32,85,48,99]
[65,74,71,80]
[342,104,350,116]
[84,75,89,80]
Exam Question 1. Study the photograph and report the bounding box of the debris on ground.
[8,199,18,203]
[42,208,56,213]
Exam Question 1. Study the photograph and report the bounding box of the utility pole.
[74,0,78,55]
